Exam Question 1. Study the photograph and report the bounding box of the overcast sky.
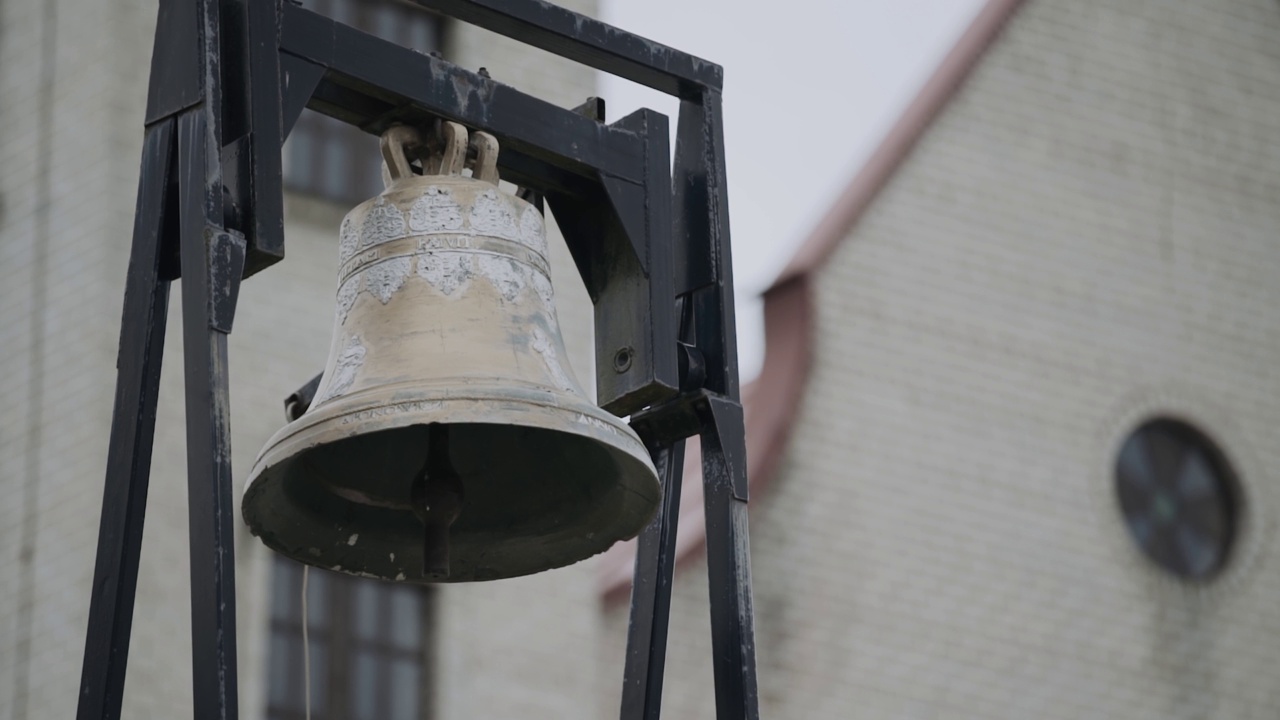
[599,0,988,378]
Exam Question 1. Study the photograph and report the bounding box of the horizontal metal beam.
[280,3,648,195]
[405,0,721,96]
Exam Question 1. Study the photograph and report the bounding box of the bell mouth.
[243,412,660,583]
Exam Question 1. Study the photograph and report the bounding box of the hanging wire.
[302,565,312,720]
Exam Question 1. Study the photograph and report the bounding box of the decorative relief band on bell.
[530,269,553,306]
[409,186,464,233]
[334,248,559,327]
[518,206,547,257]
[365,257,413,304]
[470,189,519,241]
[337,185,548,270]
[417,252,473,297]
[531,326,578,393]
[339,216,357,262]
[348,197,407,262]
[336,234,550,285]
[335,274,361,326]
[477,255,529,303]
[312,335,367,407]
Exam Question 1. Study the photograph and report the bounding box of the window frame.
[283,0,444,205]
[1114,417,1240,582]
[266,555,435,720]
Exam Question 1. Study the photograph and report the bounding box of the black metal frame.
[76,1,758,719]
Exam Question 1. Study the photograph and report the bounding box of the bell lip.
[241,382,660,583]
[247,378,653,484]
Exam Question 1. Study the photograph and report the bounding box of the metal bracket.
[207,228,246,334]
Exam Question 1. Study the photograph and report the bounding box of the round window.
[1114,418,1238,581]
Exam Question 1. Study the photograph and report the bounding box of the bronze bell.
[242,122,660,582]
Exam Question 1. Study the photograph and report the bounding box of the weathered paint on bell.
[242,124,660,583]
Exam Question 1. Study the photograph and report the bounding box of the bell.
[242,122,660,583]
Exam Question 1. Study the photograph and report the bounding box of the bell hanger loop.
[467,131,500,185]
[432,121,468,176]
[380,121,470,187]
[379,124,423,184]
[417,121,467,177]
[381,122,502,188]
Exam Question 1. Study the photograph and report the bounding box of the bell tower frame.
[76,1,760,719]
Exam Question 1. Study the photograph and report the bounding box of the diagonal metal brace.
[698,394,748,501]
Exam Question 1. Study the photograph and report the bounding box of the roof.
[598,0,1029,599]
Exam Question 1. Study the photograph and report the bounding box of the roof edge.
[596,0,1028,601]
[772,0,1027,287]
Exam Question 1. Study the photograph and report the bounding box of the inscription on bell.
[418,236,474,252]
[339,400,445,425]
[575,412,625,437]
[313,335,367,406]
[337,248,382,283]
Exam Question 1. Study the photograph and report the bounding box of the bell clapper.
[410,424,464,581]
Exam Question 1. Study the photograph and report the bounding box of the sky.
[599,0,988,379]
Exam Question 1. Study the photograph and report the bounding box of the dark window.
[285,0,443,204]
[1115,418,1239,581]
[266,556,433,720]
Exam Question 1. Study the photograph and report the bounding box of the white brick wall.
[606,0,1280,717]
[1,0,157,717]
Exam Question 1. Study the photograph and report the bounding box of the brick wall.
[604,0,1280,717]
[0,0,160,716]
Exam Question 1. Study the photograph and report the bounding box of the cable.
[302,565,312,720]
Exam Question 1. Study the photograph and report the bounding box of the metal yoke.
[76,1,759,719]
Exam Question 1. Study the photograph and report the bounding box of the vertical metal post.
[675,90,739,402]
[673,86,761,720]
[177,107,244,720]
[76,120,176,720]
